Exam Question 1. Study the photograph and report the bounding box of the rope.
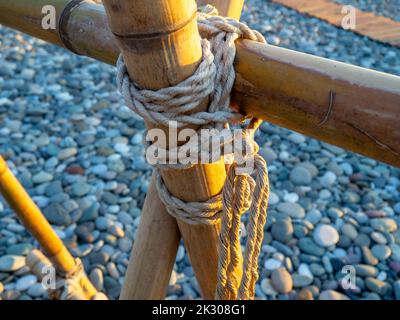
[53,258,108,300]
[116,6,270,300]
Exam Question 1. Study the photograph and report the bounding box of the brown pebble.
[271,267,293,294]
[296,288,314,300]
[66,165,85,175]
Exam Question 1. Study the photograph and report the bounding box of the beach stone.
[118,238,132,253]
[90,252,110,265]
[260,278,278,296]
[2,290,21,300]
[390,244,400,262]
[313,224,339,247]
[79,203,99,222]
[341,223,358,240]
[95,217,113,231]
[271,218,293,243]
[6,243,32,256]
[296,288,314,300]
[371,232,387,245]
[271,268,293,294]
[27,283,47,298]
[319,290,350,300]
[268,192,279,205]
[72,182,91,197]
[43,203,72,226]
[15,275,37,291]
[370,218,397,233]
[371,244,391,261]
[283,193,298,203]
[361,246,379,265]
[290,166,312,185]
[394,281,400,300]
[264,258,282,271]
[292,274,313,287]
[365,278,391,296]
[277,202,305,219]
[354,233,371,247]
[32,171,53,184]
[259,147,277,163]
[354,264,379,277]
[0,255,26,272]
[320,171,337,188]
[298,238,325,256]
[58,147,77,160]
[305,209,322,224]
[288,132,306,144]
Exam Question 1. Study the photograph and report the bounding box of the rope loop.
[116,5,270,300]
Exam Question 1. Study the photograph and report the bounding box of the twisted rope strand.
[116,6,270,300]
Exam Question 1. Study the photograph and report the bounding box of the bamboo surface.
[0,156,98,299]
[102,0,229,299]
[0,0,399,167]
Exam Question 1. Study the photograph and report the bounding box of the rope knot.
[116,5,270,300]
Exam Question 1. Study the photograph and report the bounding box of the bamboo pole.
[1,0,399,167]
[101,0,239,300]
[0,156,98,299]
[198,0,244,19]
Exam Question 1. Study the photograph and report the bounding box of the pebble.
[15,275,37,291]
[296,288,314,300]
[354,264,378,277]
[371,244,391,261]
[0,255,26,272]
[298,238,325,256]
[277,202,305,219]
[32,171,53,184]
[341,223,358,240]
[370,218,397,233]
[320,171,337,187]
[27,283,47,298]
[313,224,339,247]
[43,203,72,226]
[260,278,278,296]
[319,290,349,300]
[271,218,293,243]
[365,278,391,296]
[72,182,91,197]
[58,148,77,160]
[290,166,312,185]
[264,258,282,271]
[271,268,293,294]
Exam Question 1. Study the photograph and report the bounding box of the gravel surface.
[0,0,399,300]
[334,0,400,22]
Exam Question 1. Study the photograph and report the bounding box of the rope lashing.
[54,258,108,300]
[116,6,269,300]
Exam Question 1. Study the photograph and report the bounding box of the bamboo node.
[58,0,86,55]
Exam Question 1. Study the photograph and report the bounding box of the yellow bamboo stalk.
[0,156,97,299]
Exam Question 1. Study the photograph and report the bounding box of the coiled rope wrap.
[117,6,269,300]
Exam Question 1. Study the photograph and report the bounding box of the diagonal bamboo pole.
[0,156,98,299]
[1,0,400,167]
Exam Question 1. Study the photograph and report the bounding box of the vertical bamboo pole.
[0,156,97,299]
[103,0,245,299]
[198,0,245,19]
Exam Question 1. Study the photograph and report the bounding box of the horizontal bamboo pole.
[0,156,98,300]
[1,0,400,167]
